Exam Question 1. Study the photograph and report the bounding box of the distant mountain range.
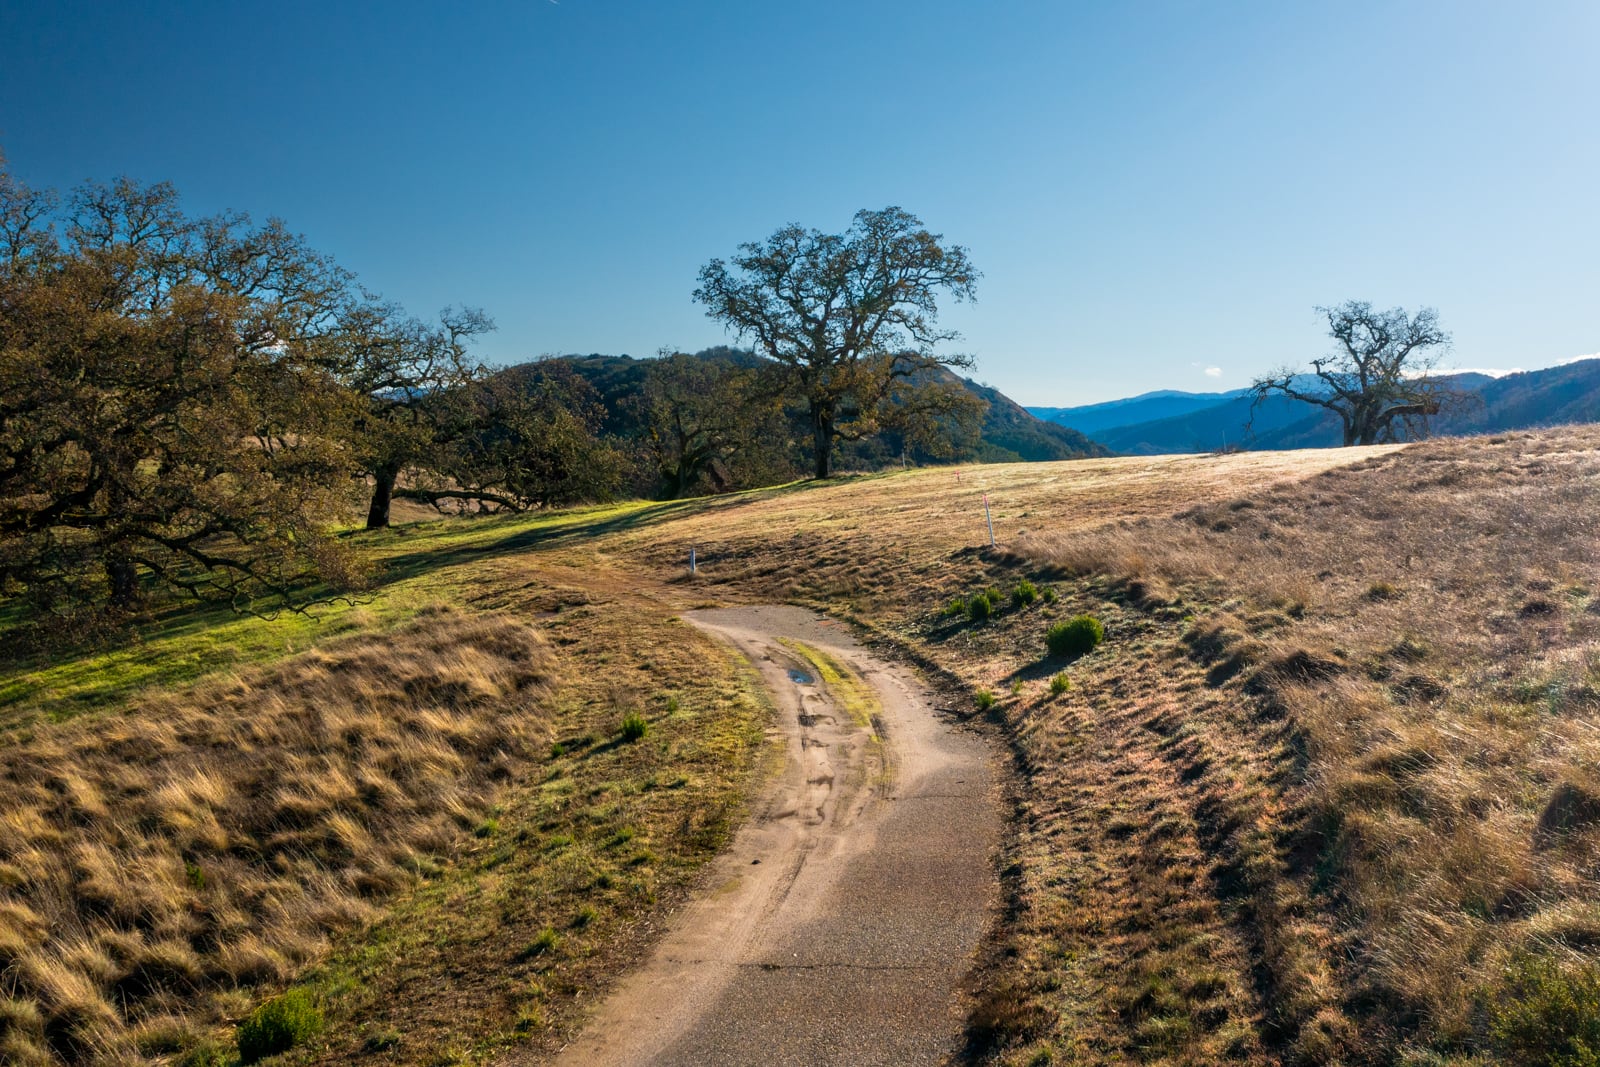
[1028,361,1600,454]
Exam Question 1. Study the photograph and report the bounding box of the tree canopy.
[693,207,979,478]
[1252,302,1453,446]
[0,166,368,620]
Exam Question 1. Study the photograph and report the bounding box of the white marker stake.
[983,493,996,548]
[690,545,697,574]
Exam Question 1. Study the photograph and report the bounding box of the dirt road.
[545,605,1001,1066]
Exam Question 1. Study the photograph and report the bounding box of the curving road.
[547,605,1001,1066]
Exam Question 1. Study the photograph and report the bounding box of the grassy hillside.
[4,430,1598,1065]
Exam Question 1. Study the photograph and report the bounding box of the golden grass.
[5,427,1595,1066]
[0,606,555,1064]
[990,426,1600,1064]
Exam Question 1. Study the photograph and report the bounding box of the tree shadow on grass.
[367,477,841,588]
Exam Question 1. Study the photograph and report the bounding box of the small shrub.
[664,694,681,714]
[1490,953,1600,1066]
[1050,672,1071,695]
[983,586,1002,607]
[974,690,997,711]
[1041,586,1058,604]
[549,741,566,758]
[1366,580,1402,601]
[237,989,323,1064]
[474,817,499,838]
[620,711,648,742]
[572,905,598,928]
[1012,579,1039,608]
[967,594,993,623]
[1010,678,1024,697]
[1047,615,1105,659]
[943,596,968,617]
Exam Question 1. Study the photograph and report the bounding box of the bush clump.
[974,690,997,711]
[1047,615,1105,659]
[1049,672,1071,695]
[966,592,994,622]
[620,711,649,741]
[1490,953,1600,1066]
[1011,579,1039,608]
[943,596,968,617]
[237,989,323,1064]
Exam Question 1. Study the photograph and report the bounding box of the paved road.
[546,605,1001,1066]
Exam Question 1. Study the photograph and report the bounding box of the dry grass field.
[3,427,1598,1066]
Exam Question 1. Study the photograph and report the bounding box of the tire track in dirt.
[541,605,1001,1066]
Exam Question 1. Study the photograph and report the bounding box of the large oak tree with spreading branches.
[1252,301,1454,446]
[0,164,368,619]
[693,207,979,478]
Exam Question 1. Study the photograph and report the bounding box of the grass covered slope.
[0,511,772,1065]
[935,428,1600,1065]
[4,430,1597,1066]
[0,609,557,1063]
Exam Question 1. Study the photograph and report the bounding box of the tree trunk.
[105,546,142,610]
[366,463,399,529]
[810,404,834,479]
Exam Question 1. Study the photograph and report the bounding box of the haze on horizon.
[2,0,1594,406]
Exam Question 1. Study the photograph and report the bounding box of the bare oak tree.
[693,207,978,478]
[1251,301,1453,446]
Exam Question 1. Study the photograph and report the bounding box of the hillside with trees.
[0,164,1099,634]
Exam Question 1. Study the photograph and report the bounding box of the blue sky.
[2,1,1595,404]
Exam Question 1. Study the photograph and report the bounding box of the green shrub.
[1047,615,1105,659]
[1011,579,1039,608]
[237,989,323,1064]
[974,690,997,711]
[1490,954,1600,1066]
[549,741,566,758]
[1041,586,1058,604]
[1049,672,1071,695]
[966,594,993,622]
[943,596,968,617]
[620,711,648,741]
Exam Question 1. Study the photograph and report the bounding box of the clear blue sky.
[2,1,1595,404]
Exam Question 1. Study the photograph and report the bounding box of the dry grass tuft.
[0,607,555,1064]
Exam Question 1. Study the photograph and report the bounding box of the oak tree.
[0,165,366,619]
[640,350,792,497]
[694,207,979,478]
[1252,302,1453,446]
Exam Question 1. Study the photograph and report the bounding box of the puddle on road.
[787,668,815,685]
